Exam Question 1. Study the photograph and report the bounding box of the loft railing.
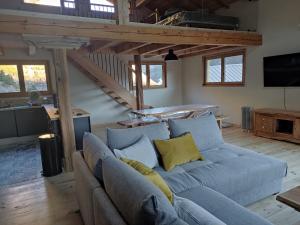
[87,52,135,95]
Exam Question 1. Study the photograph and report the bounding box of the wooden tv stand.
[254,109,300,144]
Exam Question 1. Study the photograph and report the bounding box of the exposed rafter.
[179,46,244,58]
[134,43,177,55]
[214,0,230,9]
[89,40,120,52]
[113,42,148,54]
[176,45,224,57]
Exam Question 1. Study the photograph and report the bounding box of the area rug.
[0,142,42,187]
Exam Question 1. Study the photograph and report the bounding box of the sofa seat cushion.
[155,143,287,200]
[107,123,170,150]
[177,185,273,225]
[187,143,287,198]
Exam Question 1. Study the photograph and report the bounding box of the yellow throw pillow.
[121,158,173,203]
[154,133,204,171]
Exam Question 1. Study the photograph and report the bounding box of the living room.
[0,0,300,225]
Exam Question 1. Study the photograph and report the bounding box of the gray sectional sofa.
[73,114,288,225]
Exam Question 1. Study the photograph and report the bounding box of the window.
[129,62,166,89]
[203,50,245,86]
[24,0,61,7]
[24,0,75,8]
[0,61,52,97]
[90,0,115,13]
[64,0,76,9]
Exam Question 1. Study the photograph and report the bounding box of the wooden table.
[132,104,219,119]
[276,186,300,212]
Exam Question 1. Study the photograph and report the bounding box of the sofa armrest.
[93,188,127,225]
[73,151,100,225]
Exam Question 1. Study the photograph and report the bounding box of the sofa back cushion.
[83,132,114,182]
[173,195,226,225]
[107,123,170,150]
[102,156,182,225]
[169,114,224,151]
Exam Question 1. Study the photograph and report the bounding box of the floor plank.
[0,126,299,225]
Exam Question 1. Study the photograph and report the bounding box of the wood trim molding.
[129,61,167,89]
[0,60,53,98]
[203,49,246,87]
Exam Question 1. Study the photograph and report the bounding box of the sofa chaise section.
[166,114,287,206]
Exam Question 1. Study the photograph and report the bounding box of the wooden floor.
[1,126,300,225]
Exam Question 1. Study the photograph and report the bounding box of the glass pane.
[0,65,20,93]
[90,0,114,6]
[206,58,222,83]
[149,64,163,86]
[131,65,147,87]
[24,0,61,7]
[225,55,243,82]
[64,2,75,8]
[90,0,115,12]
[23,65,48,92]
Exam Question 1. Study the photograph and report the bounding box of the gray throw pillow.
[102,156,184,225]
[83,132,114,182]
[173,195,226,225]
[169,114,224,151]
[113,135,159,168]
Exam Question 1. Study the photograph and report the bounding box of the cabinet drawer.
[255,114,274,133]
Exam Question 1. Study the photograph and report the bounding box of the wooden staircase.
[67,50,137,110]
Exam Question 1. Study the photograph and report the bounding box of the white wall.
[144,60,183,107]
[182,0,300,124]
[0,48,183,125]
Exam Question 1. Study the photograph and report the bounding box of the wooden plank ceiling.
[87,40,250,59]
[89,0,256,58]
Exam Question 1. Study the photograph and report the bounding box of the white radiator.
[241,106,253,131]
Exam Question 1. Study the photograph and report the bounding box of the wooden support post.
[53,49,76,172]
[116,0,130,24]
[134,55,144,110]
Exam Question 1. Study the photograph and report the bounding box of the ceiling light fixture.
[164,49,178,61]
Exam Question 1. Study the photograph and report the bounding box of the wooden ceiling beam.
[89,40,120,52]
[135,43,177,55]
[179,46,243,58]
[135,0,152,8]
[145,44,197,58]
[113,42,148,54]
[177,45,224,57]
[0,12,262,46]
[214,0,229,9]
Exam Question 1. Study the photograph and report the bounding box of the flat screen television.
[264,52,300,87]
